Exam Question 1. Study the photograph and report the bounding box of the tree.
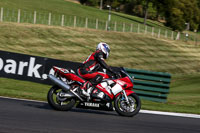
[166,8,185,31]
[79,0,87,5]
[79,0,200,31]
[197,0,200,8]
[79,0,100,6]
[143,0,151,25]
[152,0,166,20]
[163,0,200,31]
[100,0,103,10]
[197,0,200,30]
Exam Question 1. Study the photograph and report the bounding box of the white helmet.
[96,42,110,59]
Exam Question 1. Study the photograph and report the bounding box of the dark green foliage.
[79,0,87,4]
[163,0,200,31]
[79,0,99,6]
[79,0,200,31]
[165,8,185,31]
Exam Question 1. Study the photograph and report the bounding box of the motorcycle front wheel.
[47,85,76,111]
[114,93,141,117]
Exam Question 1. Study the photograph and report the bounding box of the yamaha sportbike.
[47,66,141,117]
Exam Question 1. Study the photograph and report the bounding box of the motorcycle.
[47,66,141,117]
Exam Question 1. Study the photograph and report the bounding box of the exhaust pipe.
[48,74,70,91]
[48,74,84,101]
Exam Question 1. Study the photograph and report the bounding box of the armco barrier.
[125,68,171,102]
[0,50,171,102]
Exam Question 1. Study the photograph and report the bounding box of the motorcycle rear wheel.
[114,93,141,117]
[47,85,76,111]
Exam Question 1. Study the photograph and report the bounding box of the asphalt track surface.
[0,97,199,133]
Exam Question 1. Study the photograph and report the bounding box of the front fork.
[122,90,130,105]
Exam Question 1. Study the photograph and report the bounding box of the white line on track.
[140,110,200,119]
[0,96,200,119]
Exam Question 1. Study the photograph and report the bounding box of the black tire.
[47,86,76,111]
[114,93,141,117]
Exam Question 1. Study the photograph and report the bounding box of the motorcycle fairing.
[114,77,133,90]
[53,66,85,83]
[96,84,114,99]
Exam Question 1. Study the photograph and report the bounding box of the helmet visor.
[103,44,110,53]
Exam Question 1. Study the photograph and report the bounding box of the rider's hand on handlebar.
[113,72,121,79]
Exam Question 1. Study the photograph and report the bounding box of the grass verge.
[1,22,200,74]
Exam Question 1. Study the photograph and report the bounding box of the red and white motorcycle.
[47,66,141,117]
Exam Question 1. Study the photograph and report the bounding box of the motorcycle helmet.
[96,42,110,59]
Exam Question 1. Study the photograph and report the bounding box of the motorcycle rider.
[78,42,118,98]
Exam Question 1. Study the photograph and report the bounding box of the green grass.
[0,78,50,100]
[1,22,200,74]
